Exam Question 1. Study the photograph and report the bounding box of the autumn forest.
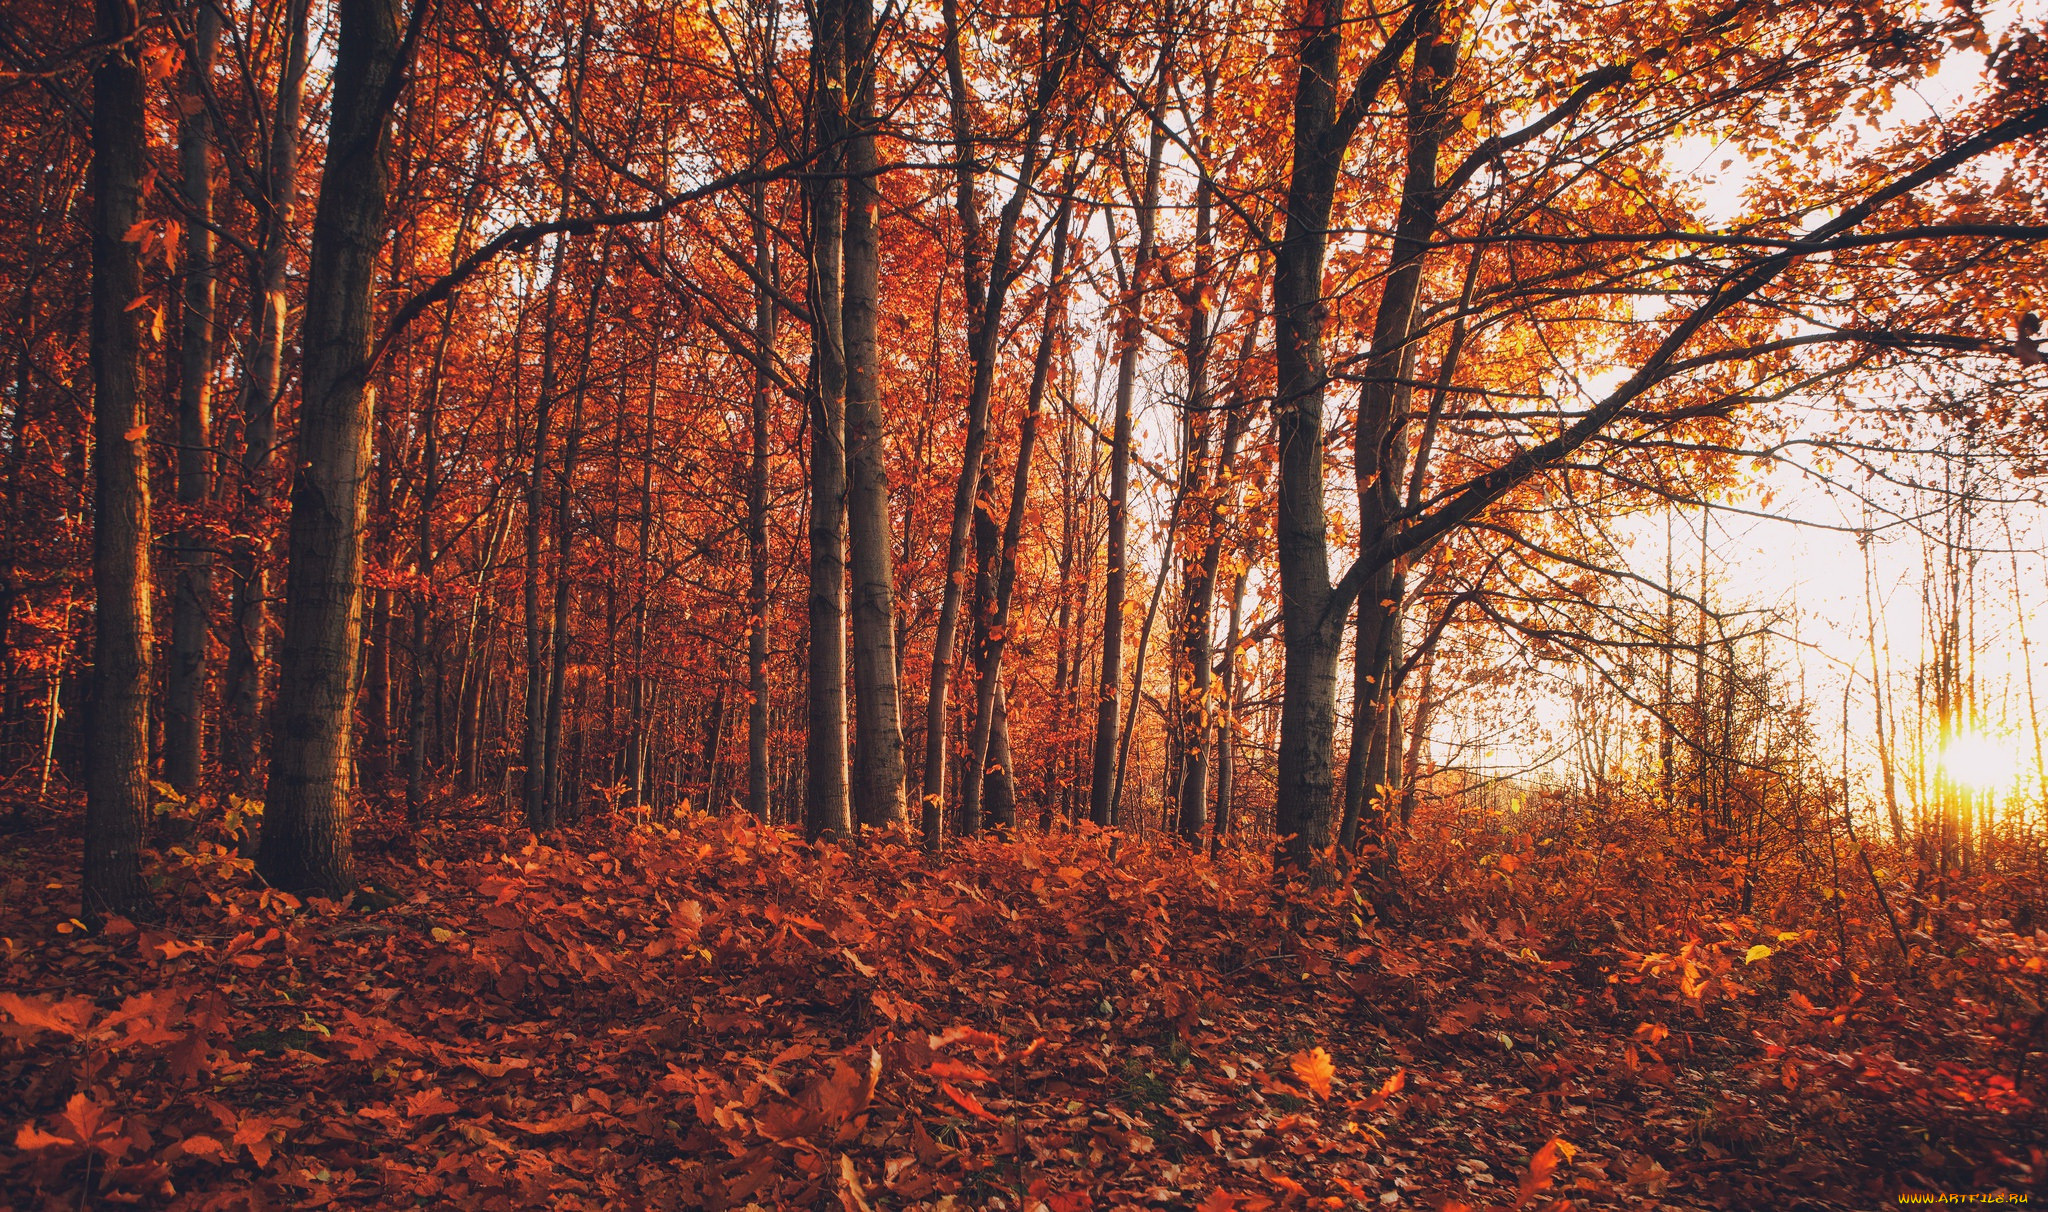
[1,0,2046,1205]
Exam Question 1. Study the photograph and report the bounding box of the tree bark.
[960,199,1071,835]
[1089,57,1171,828]
[167,0,219,794]
[805,0,852,841]
[1340,27,1453,871]
[84,0,153,920]
[1272,0,1425,873]
[259,0,410,897]
[840,0,907,829]
[225,0,311,794]
[920,0,1075,847]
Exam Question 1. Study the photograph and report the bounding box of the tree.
[83,0,153,920]
[841,0,908,830]
[165,0,219,794]
[260,0,415,896]
[805,0,852,841]
[224,0,312,794]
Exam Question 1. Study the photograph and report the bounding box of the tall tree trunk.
[806,0,852,841]
[406,293,460,821]
[1340,27,1453,872]
[84,0,153,920]
[167,1,220,794]
[1089,57,1171,827]
[840,0,907,829]
[634,329,661,808]
[225,0,311,793]
[542,244,610,819]
[1272,0,1425,873]
[520,233,570,829]
[740,0,779,823]
[1173,188,1215,844]
[259,0,410,897]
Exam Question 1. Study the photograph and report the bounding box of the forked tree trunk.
[259,0,410,897]
[84,0,153,920]
[920,0,1076,847]
[167,1,219,793]
[1272,0,1426,874]
[959,199,1071,834]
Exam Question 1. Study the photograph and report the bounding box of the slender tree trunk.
[1090,59,1171,827]
[259,0,409,897]
[84,0,153,919]
[744,182,775,821]
[1173,174,1216,845]
[406,297,458,821]
[960,200,1071,834]
[1341,28,1452,872]
[225,0,311,793]
[841,0,907,829]
[542,243,610,818]
[635,327,662,808]
[166,1,220,793]
[920,0,1075,847]
[1212,554,1247,853]
[806,0,852,840]
[521,238,570,829]
[363,586,390,781]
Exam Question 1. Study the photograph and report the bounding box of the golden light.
[1938,732,2021,795]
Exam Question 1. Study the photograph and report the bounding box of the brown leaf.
[1289,1046,1335,1099]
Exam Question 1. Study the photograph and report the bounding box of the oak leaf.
[1289,1046,1335,1099]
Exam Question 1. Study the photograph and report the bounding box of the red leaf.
[927,1058,993,1084]
[404,1088,461,1120]
[938,1081,999,1122]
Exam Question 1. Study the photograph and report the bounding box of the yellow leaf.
[1744,944,1773,964]
[430,927,455,943]
[1290,1047,1335,1099]
[1462,110,1481,131]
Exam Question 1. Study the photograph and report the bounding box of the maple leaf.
[14,1123,73,1151]
[1516,1137,1575,1207]
[1350,1067,1404,1113]
[232,1117,277,1168]
[0,992,95,1041]
[1289,1046,1335,1099]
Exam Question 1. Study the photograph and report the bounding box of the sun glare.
[1938,733,2022,795]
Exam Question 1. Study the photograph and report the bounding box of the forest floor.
[0,796,2040,1210]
